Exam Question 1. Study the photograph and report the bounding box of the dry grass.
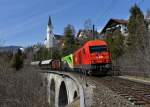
[0,66,49,107]
[0,53,12,73]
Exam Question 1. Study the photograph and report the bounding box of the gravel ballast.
[85,76,146,107]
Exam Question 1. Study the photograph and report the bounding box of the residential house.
[100,19,128,39]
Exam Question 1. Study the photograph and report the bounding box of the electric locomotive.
[73,40,112,75]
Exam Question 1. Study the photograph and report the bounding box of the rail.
[87,76,150,106]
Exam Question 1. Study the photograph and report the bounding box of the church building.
[44,16,63,48]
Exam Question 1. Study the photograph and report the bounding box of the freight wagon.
[61,54,74,71]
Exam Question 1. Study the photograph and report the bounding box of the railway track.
[86,76,150,107]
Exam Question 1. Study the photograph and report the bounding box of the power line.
[137,0,145,6]
[95,0,145,31]
[95,0,119,28]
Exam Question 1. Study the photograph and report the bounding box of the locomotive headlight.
[99,55,104,59]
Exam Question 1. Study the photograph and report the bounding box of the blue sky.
[0,0,149,47]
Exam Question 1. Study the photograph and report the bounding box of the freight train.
[31,40,112,75]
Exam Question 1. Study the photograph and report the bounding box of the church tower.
[45,16,55,48]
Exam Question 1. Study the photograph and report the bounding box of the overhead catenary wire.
[137,0,145,6]
[95,0,145,32]
[95,0,119,31]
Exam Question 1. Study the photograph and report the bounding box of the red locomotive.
[73,40,112,75]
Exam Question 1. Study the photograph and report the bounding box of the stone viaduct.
[42,72,86,107]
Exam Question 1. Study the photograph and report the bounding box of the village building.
[76,29,100,40]
[44,16,63,48]
[100,17,150,39]
[100,19,128,39]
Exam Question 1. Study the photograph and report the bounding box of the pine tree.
[106,30,125,64]
[127,4,147,51]
[11,49,24,70]
[62,24,77,56]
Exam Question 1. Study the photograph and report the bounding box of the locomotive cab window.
[89,45,107,53]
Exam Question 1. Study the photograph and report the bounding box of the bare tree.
[0,40,10,72]
[84,19,92,31]
[146,9,150,19]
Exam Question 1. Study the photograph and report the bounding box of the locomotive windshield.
[89,45,107,53]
